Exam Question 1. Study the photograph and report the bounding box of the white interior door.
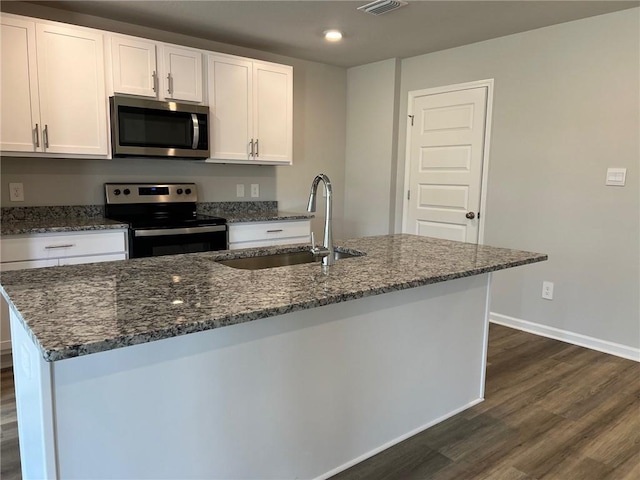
[404,85,490,243]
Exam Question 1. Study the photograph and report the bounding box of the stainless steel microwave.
[110,96,210,159]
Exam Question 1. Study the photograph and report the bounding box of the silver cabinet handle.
[167,73,173,95]
[255,139,259,157]
[34,124,40,148]
[249,139,254,157]
[266,229,283,233]
[191,113,199,149]
[45,244,75,249]
[152,71,158,92]
[43,124,49,148]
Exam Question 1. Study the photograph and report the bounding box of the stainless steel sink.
[216,249,364,270]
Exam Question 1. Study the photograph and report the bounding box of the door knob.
[466,211,476,219]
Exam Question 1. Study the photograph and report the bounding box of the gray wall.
[344,59,400,238]
[0,1,347,238]
[396,9,639,348]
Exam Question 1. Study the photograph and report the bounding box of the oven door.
[130,225,227,258]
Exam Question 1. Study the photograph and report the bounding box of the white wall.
[344,59,400,238]
[0,2,347,237]
[396,9,640,351]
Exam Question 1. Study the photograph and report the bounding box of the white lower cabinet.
[0,230,128,353]
[228,219,310,250]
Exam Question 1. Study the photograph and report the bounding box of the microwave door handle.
[191,113,199,149]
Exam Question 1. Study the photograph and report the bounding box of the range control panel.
[105,183,198,204]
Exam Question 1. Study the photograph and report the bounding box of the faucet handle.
[310,231,329,258]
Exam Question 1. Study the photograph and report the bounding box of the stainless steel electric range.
[104,183,227,258]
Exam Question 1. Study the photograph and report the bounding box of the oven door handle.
[134,225,226,237]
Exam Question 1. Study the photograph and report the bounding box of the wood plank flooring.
[0,324,638,479]
[332,325,640,479]
[1,367,20,480]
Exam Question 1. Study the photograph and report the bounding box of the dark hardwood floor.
[332,325,640,479]
[1,324,638,479]
[1,367,20,480]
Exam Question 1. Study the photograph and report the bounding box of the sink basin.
[217,249,364,270]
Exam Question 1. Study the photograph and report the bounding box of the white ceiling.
[27,1,640,67]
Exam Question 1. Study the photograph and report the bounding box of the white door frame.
[402,79,494,244]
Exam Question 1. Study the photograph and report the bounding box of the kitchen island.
[1,234,546,480]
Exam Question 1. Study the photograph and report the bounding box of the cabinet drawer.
[0,231,126,262]
[228,220,310,244]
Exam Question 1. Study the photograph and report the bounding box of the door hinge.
[407,190,411,200]
[477,211,480,219]
[408,115,414,126]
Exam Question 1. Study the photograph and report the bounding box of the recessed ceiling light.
[323,30,343,42]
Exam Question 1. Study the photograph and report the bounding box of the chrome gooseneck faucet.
[307,173,334,266]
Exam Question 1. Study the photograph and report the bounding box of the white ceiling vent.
[357,0,408,16]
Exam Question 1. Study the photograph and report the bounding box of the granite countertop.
[224,211,313,223]
[0,204,311,235]
[0,217,129,235]
[0,234,547,362]
[0,212,309,235]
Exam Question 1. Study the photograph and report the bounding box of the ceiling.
[27,1,640,68]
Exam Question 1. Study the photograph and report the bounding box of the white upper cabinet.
[207,55,253,161]
[0,16,40,152]
[110,35,203,103]
[162,45,203,102]
[2,13,292,162]
[1,15,108,155]
[253,61,293,163]
[110,36,157,98]
[207,54,293,165]
[36,23,108,155]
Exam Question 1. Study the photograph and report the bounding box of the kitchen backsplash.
[1,202,278,223]
[197,201,277,217]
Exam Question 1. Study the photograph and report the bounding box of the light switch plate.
[606,168,626,186]
[251,184,259,198]
[236,184,245,197]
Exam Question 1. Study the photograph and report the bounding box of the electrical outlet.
[236,184,245,198]
[542,281,554,300]
[251,184,259,198]
[9,182,24,202]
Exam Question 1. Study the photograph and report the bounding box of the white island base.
[12,273,491,479]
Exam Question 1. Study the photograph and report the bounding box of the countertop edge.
[1,223,129,236]
[38,253,547,362]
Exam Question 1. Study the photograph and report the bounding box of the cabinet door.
[207,54,253,161]
[111,36,157,97]
[0,16,41,152]
[253,61,293,164]
[162,45,203,102]
[36,23,108,155]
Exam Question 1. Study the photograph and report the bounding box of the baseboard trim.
[490,312,640,362]
[315,397,484,480]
